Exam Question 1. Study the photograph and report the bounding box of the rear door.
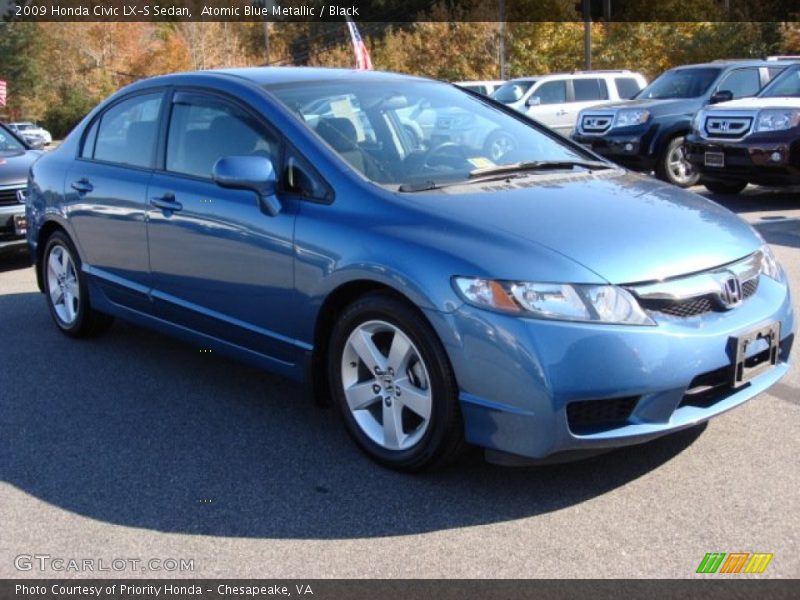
[566,78,611,132]
[65,91,165,311]
[146,90,304,364]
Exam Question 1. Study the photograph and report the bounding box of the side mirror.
[709,90,734,105]
[526,96,542,107]
[212,155,281,217]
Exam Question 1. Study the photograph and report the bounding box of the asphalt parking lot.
[1,185,798,579]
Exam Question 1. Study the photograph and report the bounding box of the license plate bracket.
[705,151,725,168]
[731,322,780,388]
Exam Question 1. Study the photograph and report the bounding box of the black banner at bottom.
[2,579,799,600]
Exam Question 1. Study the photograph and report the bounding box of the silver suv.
[491,71,647,135]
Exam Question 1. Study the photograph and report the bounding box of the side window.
[767,67,785,82]
[166,95,279,179]
[281,147,331,202]
[534,80,567,105]
[573,78,609,102]
[717,68,761,98]
[93,93,162,168]
[614,77,643,99]
[80,118,99,159]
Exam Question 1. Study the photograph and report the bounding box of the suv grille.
[704,116,753,139]
[0,187,23,207]
[580,114,614,134]
[567,396,638,434]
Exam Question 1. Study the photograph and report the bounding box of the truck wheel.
[655,136,700,188]
[703,180,747,195]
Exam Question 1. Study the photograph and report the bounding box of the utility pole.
[264,22,270,65]
[498,0,506,80]
[582,0,591,70]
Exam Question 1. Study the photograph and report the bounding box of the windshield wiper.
[398,180,442,192]
[468,159,611,178]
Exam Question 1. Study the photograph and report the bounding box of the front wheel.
[328,293,464,471]
[655,136,700,188]
[42,231,113,337]
[703,180,748,195]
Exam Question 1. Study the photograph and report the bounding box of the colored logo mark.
[696,552,773,574]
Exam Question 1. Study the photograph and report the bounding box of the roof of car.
[207,66,432,86]
[670,59,800,69]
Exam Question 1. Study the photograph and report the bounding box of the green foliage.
[41,88,97,140]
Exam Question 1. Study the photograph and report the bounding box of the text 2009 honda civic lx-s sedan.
[25,68,794,470]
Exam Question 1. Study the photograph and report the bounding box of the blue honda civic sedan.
[26,68,794,470]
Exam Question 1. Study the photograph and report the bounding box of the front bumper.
[425,275,794,459]
[685,129,800,186]
[573,126,657,171]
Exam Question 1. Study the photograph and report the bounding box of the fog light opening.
[624,143,634,152]
[769,151,782,163]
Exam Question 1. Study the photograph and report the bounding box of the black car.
[0,123,41,251]
[685,63,800,193]
[572,60,797,187]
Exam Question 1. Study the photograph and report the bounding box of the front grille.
[580,114,614,134]
[679,366,732,409]
[0,187,23,207]
[704,116,753,139]
[639,276,759,318]
[567,396,638,434]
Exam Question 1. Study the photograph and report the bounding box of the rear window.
[614,77,643,99]
[573,78,609,102]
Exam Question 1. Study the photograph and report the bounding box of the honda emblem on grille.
[719,272,743,309]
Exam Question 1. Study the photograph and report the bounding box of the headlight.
[453,277,655,325]
[614,109,650,128]
[759,244,785,282]
[692,111,704,135]
[755,109,800,132]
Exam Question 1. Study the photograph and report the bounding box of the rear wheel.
[328,293,464,471]
[655,136,700,188]
[703,180,748,195]
[42,231,113,337]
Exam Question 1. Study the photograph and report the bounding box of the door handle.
[70,178,93,194]
[556,109,568,116]
[150,193,183,212]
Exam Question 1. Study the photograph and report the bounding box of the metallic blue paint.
[26,68,795,460]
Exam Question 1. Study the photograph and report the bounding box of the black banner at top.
[3,0,800,23]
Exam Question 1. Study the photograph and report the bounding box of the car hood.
[0,150,40,185]
[706,96,800,111]
[402,170,761,285]
[587,98,703,117]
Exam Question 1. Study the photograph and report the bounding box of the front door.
[146,91,303,365]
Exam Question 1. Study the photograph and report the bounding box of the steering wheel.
[422,142,469,170]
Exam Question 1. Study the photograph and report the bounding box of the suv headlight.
[759,244,785,282]
[614,109,650,128]
[755,109,800,132]
[453,277,655,325]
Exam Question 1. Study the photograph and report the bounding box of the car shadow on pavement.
[1,291,705,539]
[0,248,32,273]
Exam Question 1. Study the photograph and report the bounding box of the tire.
[42,231,113,337]
[655,135,700,188]
[328,293,464,471]
[703,180,747,195]
[483,130,517,162]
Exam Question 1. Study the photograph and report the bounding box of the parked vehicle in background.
[686,63,800,194]
[491,71,647,135]
[25,68,794,471]
[454,80,505,96]
[573,60,798,187]
[0,123,41,250]
[8,121,52,146]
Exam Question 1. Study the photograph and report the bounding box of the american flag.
[345,18,373,71]
[0,80,6,107]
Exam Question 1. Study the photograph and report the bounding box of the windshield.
[637,67,721,99]
[267,79,586,189]
[760,65,800,98]
[491,81,535,104]
[0,126,26,153]
[17,123,35,131]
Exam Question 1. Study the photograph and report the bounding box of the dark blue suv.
[572,60,797,187]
